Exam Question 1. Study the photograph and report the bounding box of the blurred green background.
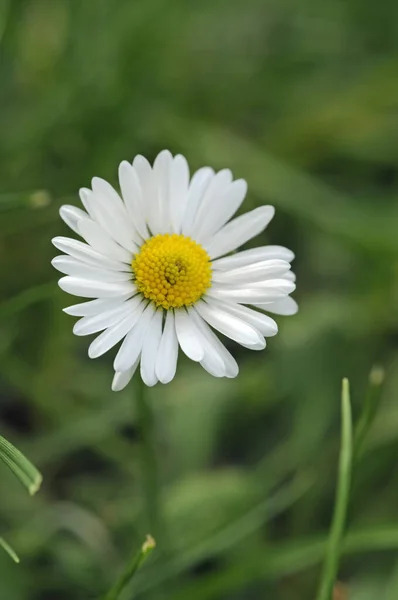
[1,0,398,598]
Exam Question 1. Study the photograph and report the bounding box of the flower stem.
[354,365,384,460]
[315,378,353,600]
[104,535,156,600]
[135,379,165,547]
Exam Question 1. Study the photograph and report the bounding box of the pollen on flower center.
[132,234,212,310]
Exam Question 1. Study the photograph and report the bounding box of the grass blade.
[0,435,42,495]
[0,537,20,563]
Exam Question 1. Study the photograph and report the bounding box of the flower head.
[52,150,297,391]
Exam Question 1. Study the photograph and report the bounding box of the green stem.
[135,380,165,547]
[104,535,156,600]
[315,378,353,600]
[354,365,384,460]
[102,382,163,600]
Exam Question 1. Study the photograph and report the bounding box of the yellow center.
[132,234,212,310]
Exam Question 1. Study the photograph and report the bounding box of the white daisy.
[52,150,297,391]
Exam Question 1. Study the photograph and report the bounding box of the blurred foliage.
[1,0,398,599]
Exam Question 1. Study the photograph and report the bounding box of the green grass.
[1,1,398,599]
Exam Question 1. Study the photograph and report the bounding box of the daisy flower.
[52,150,297,391]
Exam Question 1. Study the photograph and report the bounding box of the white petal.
[208,279,295,303]
[52,237,129,271]
[118,161,149,239]
[88,302,146,358]
[113,303,155,372]
[283,271,296,282]
[200,347,226,377]
[195,300,265,350]
[78,218,132,264]
[196,179,247,242]
[211,259,291,285]
[81,187,136,248]
[151,150,173,234]
[52,256,133,283]
[189,308,239,378]
[79,188,94,215]
[112,360,140,392]
[253,296,299,316]
[169,154,190,233]
[80,188,141,251]
[205,206,275,259]
[140,309,163,386]
[73,297,141,336]
[181,310,226,377]
[58,276,135,299]
[195,323,227,376]
[212,245,295,270]
[155,311,178,384]
[181,167,214,235]
[174,308,205,362]
[60,205,88,235]
[89,191,141,251]
[91,177,125,211]
[133,155,156,228]
[190,169,233,239]
[202,297,278,337]
[63,296,133,317]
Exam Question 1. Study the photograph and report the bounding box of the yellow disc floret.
[132,234,212,310]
